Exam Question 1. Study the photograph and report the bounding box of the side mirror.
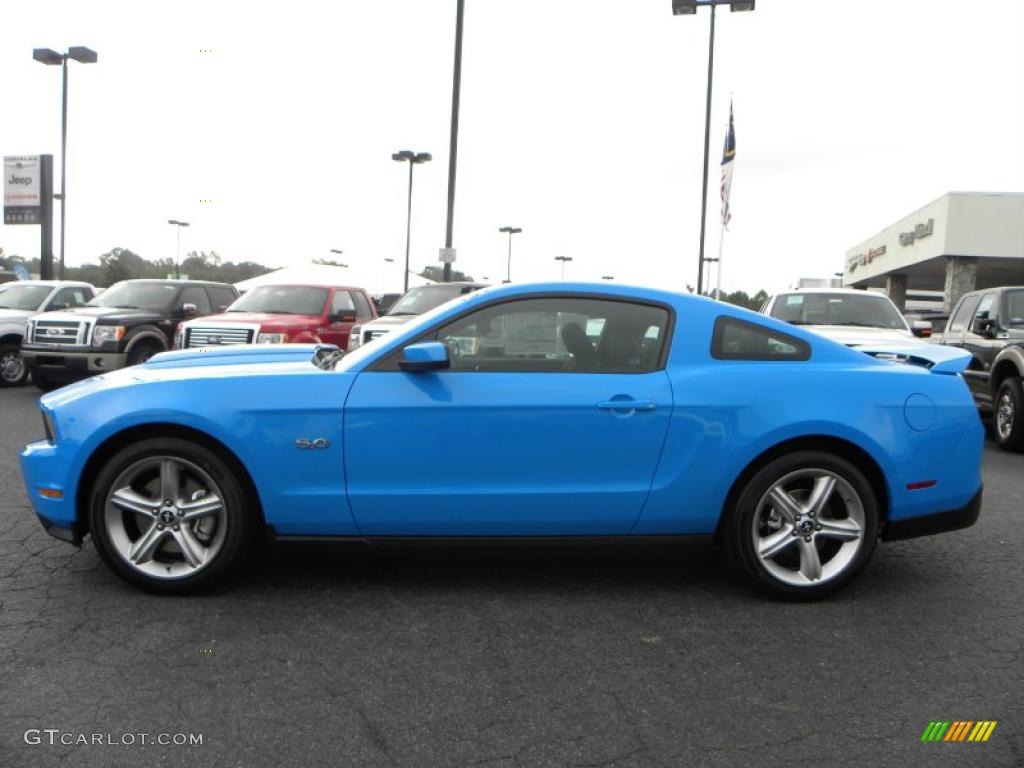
[910,320,932,338]
[181,303,199,317]
[399,342,450,373]
[330,312,357,324]
[971,317,996,338]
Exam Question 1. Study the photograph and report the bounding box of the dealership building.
[843,192,1024,312]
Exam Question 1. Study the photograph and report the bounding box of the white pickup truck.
[0,280,96,386]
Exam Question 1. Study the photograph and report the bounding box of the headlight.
[92,325,126,347]
[42,410,57,442]
[257,332,289,344]
[347,326,363,352]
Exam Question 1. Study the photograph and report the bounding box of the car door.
[962,292,1000,406]
[319,290,359,348]
[343,295,675,536]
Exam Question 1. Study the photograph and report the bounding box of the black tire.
[33,372,64,392]
[0,342,29,387]
[993,376,1024,452]
[126,341,164,367]
[88,437,254,594]
[723,451,880,601]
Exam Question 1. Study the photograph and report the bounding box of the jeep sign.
[4,156,42,225]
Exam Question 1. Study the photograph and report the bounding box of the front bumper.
[881,487,982,541]
[21,346,126,377]
[21,439,81,545]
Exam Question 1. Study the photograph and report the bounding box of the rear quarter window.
[712,316,810,361]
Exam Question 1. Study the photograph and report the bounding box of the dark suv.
[939,286,1024,451]
[21,279,238,391]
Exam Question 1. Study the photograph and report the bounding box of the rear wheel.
[724,451,879,600]
[993,376,1024,452]
[0,343,28,387]
[88,437,253,594]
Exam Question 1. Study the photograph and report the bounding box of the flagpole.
[715,219,725,300]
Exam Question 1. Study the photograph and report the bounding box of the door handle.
[597,399,657,412]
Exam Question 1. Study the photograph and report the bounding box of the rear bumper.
[881,487,982,541]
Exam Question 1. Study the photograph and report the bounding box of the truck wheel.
[0,343,28,387]
[994,376,1024,452]
[126,341,163,367]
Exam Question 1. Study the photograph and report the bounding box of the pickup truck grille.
[31,320,87,346]
[184,326,255,348]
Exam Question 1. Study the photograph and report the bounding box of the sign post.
[3,155,54,279]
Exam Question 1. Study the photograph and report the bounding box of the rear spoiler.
[855,344,972,375]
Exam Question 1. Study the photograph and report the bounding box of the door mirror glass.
[399,342,450,372]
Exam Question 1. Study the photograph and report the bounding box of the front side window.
[712,317,811,360]
[208,286,237,312]
[434,297,670,373]
[180,286,212,314]
[1007,290,1024,328]
[948,295,981,333]
[50,287,92,308]
[973,293,997,323]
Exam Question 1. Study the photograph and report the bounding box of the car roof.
[1,279,94,287]
[774,288,893,297]
[116,279,236,288]
[246,283,364,291]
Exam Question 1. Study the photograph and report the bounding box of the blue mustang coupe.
[20,283,983,599]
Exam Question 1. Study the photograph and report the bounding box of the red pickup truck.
[175,283,376,350]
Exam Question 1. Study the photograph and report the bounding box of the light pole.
[392,150,432,292]
[443,0,466,283]
[671,0,753,295]
[555,256,573,280]
[167,219,190,279]
[328,250,349,268]
[498,226,522,283]
[33,46,98,280]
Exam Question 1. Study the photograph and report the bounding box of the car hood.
[0,308,34,321]
[185,311,322,326]
[37,306,166,324]
[40,344,341,408]
[800,325,918,347]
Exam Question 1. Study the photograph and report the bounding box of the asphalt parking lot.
[0,385,1021,768]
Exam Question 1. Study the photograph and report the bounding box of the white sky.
[2,0,1022,295]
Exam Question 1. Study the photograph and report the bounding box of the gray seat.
[560,323,596,370]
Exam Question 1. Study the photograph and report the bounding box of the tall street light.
[498,226,522,283]
[671,0,754,295]
[167,219,190,279]
[443,0,466,283]
[328,250,348,268]
[392,150,432,292]
[555,255,573,280]
[33,46,98,280]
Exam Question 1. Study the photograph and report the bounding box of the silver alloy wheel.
[996,390,1015,441]
[751,468,866,587]
[1,349,24,384]
[104,456,228,579]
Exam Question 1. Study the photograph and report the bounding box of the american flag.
[720,102,736,229]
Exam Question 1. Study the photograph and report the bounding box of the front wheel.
[89,437,253,594]
[724,451,879,600]
[0,343,28,387]
[126,341,163,367]
[993,376,1024,452]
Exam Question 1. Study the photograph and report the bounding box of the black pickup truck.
[940,286,1024,451]
[21,279,238,391]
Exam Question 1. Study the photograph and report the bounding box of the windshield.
[88,282,180,311]
[0,284,51,311]
[1007,290,1024,328]
[770,292,907,330]
[387,285,479,316]
[227,286,328,315]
